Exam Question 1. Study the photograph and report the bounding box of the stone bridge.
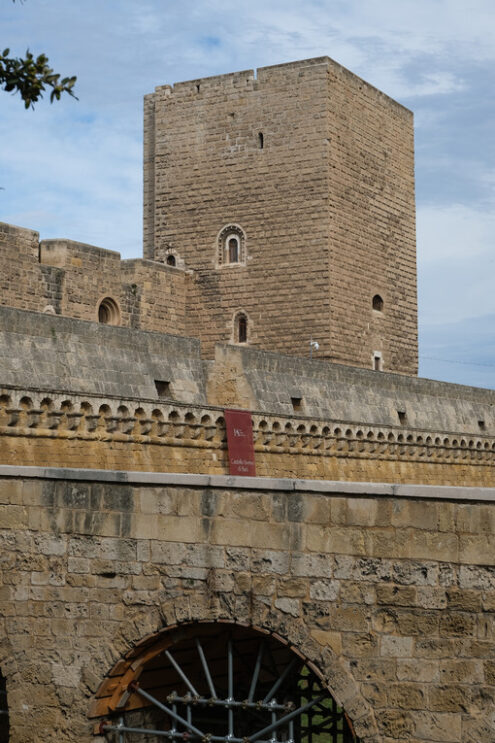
[1,466,494,742]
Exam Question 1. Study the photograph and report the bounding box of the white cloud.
[418,204,495,325]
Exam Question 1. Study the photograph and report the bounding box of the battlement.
[0,220,187,334]
[151,56,412,116]
[0,305,492,487]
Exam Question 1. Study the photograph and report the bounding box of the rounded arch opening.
[372,294,384,312]
[233,311,248,344]
[98,297,121,326]
[92,622,360,741]
[217,224,246,267]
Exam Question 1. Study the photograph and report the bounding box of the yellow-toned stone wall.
[325,62,417,373]
[0,392,493,487]
[0,222,53,314]
[0,223,188,335]
[0,469,494,742]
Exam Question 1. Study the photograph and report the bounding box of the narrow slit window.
[373,353,383,371]
[258,132,264,149]
[237,315,247,343]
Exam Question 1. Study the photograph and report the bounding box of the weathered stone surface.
[0,473,494,741]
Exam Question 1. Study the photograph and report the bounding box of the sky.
[1,0,494,389]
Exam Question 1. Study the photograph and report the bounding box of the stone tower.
[144,57,418,374]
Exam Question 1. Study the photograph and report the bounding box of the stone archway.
[90,615,378,742]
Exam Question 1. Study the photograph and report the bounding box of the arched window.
[97,297,120,326]
[217,225,246,267]
[166,254,176,267]
[372,294,384,312]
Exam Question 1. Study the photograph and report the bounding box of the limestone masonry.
[0,57,493,743]
[1,57,417,373]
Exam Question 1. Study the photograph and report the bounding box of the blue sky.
[1,0,494,388]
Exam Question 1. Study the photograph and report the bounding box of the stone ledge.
[1,465,495,502]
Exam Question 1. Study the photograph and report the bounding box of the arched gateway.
[91,623,359,742]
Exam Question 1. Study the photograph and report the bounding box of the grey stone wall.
[213,345,495,435]
[0,306,206,403]
[0,307,494,436]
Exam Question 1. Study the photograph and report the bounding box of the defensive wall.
[0,307,493,488]
[0,222,188,337]
[1,467,495,742]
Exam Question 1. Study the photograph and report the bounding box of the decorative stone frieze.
[0,387,493,485]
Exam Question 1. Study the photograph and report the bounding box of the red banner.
[224,409,256,477]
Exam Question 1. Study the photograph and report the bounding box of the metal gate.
[99,626,358,742]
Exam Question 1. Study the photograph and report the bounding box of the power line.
[422,355,495,369]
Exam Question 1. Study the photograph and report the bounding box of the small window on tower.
[217,225,246,267]
[166,254,176,267]
[373,352,383,371]
[372,294,384,312]
[235,313,248,343]
[258,132,264,149]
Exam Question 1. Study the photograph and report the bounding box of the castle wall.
[0,387,493,487]
[0,223,188,336]
[0,306,206,402]
[0,222,51,314]
[146,59,331,360]
[0,467,494,742]
[208,345,495,434]
[0,309,493,486]
[120,258,188,336]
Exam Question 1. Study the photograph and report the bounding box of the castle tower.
[144,57,418,374]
